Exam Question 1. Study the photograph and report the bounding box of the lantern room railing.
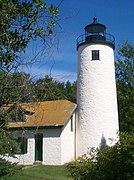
[76,32,115,49]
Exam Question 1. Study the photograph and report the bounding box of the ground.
[7,165,72,180]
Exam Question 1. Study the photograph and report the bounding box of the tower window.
[92,50,100,60]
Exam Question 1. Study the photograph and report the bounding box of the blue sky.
[20,0,134,82]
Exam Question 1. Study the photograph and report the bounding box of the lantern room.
[77,17,115,50]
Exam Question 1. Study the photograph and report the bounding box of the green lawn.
[7,165,72,180]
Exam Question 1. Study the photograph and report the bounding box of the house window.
[92,50,100,60]
[71,116,73,132]
[17,137,27,154]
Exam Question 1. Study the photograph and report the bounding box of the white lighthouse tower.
[77,18,119,157]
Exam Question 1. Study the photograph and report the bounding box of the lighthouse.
[76,18,119,157]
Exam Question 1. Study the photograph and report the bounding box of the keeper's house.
[5,100,77,165]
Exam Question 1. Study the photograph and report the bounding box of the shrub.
[0,158,21,180]
[67,133,134,180]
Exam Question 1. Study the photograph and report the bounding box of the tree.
[0,0,59,178]
[34,75,65,101]
[0,71,34,106]
[67,132,134,180]
[116,41,134,132]
[0,71,77,105]
[65,81,77,102]
[0,0,59,71]
[0,158,21,179]
[34,75,77,102]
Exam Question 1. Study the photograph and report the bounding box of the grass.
[6,165,72,180]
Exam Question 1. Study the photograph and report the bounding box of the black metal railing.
[76,33,115,48]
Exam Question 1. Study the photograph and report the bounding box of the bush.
[67,133,134,180]
[0,158,21,180]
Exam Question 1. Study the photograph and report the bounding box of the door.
[35,134,43,161]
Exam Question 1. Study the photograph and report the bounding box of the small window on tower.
[92,50,100,60]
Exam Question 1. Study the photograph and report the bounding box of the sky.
[20,0,134,82]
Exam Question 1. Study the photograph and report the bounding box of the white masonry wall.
[77,43,119,157]
[42,128,62,165]
[5,128,62,165]
[5,130,35,165]
[61,113,76,164]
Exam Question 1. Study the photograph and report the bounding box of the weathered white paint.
[61,113,75,164]
[77,43,119,157]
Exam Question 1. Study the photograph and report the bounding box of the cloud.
[20,63,77,83]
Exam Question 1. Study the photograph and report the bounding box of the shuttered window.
[17,137,27,154]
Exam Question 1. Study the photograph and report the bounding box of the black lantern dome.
[85,17,106,33]
[77,18,115,50]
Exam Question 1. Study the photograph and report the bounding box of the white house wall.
[61,113,76,164]
[6,128,62,165]
[5,130,35,165]
[42,128,61,165]
[5,128,63,165]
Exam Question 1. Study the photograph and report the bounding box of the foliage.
[0,67,77,104]
[0,72,77,105]
[0,158,21,180]
[67,132,134,180]
[0,129,19,157]
[0,71,34,106]
[0,109,20,157]
[64,81,77,103]
[116,41,134,132]
[34,75,77,102]
[0,0,59,70]
[34,75,65,101]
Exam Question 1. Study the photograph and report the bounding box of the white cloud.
[20,64,77,83]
